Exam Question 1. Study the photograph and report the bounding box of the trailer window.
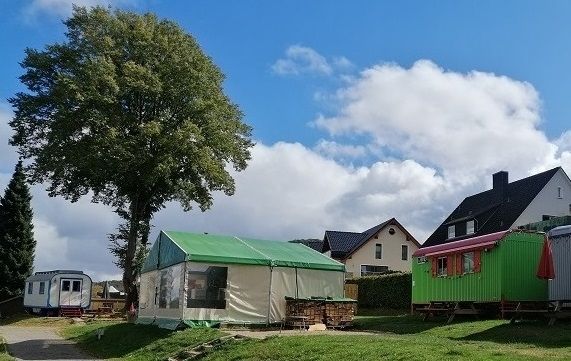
[39,282,45,294]
[463,252,475,273]
[62,281,70,291]
[72,281,81,292]
[437,257,447,276]
[187,266,227,309]
[27,282,33,294]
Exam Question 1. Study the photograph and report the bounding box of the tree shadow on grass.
[67,322,220,359]
[456,320,571,348]
[353,314,445,334]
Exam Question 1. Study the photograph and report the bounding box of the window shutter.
[447,255,454,276]
[431,257,437,277]
[474,250,481,272]
[456,254,463,275]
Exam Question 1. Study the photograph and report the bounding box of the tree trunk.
[122,196,152,317]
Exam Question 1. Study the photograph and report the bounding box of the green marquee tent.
[138,231,345,329]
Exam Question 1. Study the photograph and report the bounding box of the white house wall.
[343,225,419,276]
[512,169,571,227]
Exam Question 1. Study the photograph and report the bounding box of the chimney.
[493,171,509,200]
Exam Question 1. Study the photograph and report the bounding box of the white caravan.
[23,270,92,316]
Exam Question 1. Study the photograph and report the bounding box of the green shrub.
[347,272,411,309]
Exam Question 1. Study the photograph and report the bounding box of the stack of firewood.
[324,302,356,327]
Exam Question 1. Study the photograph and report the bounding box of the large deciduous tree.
[9,7,253,308]
[0,161,36,301]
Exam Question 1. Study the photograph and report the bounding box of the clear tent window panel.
[187,265,228,309]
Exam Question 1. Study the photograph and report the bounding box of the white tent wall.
[139,263,185,320]
[268,267,345,322]
[183,262,270,324]
[138,270,158,319]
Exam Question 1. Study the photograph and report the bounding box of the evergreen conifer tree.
[0,161,36,301]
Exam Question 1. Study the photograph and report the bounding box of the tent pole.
[267,266,273,326]
[295,267,299,299]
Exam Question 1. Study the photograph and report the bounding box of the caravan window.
[463,252,475,273]
[62,281,70,291]
[187,266,228,309]
[72,281,81,292]
[39,282,45,294]
[158,264,182,309]
[437,257,447,276]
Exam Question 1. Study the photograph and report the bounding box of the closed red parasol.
[537,236,555,279]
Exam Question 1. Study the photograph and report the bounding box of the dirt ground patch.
[0,326,100,361]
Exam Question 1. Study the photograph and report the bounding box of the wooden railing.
[89,298,126,312]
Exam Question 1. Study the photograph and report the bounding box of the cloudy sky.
[1,1,571,280]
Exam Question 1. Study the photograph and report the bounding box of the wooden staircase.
[59,307,82,318]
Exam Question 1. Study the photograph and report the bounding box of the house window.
[437,257,447,276]
[39,282,45,295]
[558,187,562,199]
[27,282,33,294]
[462,252,475,273]
[401,245,409,261]
[467,220,475,235]
[360,265,389,276]
[187,266,227,309]
[375,244,382,259]
[448,225,455,239]
[72,281,81,292]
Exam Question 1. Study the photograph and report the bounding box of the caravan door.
[60,279,82,306]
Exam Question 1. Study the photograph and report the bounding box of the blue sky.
[1,1,571,279]
[2,1,571,146]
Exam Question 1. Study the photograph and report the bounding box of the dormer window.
[448,225,455,239]
[467,220,475,235]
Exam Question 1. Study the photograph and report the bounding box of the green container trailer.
[412,230,547,306]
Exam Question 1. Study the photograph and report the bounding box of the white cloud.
[2,58,571,283]
[315,60,556,182]
[314,140,367,159]
[271,45,353,77]
[23,0,135,20]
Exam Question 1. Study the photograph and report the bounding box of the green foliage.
[347,272,411,309]
[0,161,36,301]
[9,6,253,303]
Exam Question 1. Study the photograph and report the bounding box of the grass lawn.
[62,321,222,361]
[0,337,13,361]
[58,314,571,361]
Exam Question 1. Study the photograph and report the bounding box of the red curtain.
[537,236,555,279]
[456,254,463,275]
[474,250,481,273]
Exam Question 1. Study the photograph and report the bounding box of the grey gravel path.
[0,326,100,361]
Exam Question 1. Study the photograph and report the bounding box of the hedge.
[346,272,411,309]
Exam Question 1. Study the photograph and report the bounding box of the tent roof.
[141,231,345,273]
